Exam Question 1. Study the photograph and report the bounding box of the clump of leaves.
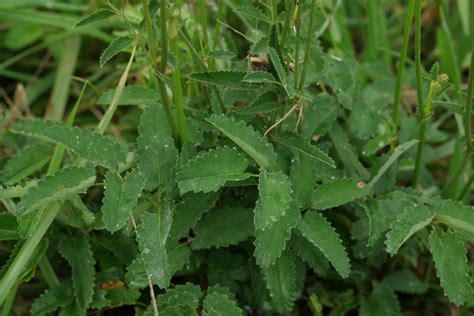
[0,0,473,315]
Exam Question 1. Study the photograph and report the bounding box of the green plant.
[0,0,473,315]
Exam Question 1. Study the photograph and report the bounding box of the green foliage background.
[0,0,473,315]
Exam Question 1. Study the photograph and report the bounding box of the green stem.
[198,0,213,69]
[212,0,223,50]
[413,0,424,113]
[464,47,474,164]
[179,28,226,112]
[96,45,136,134]
[147,0,179,141]
[458,173,473,200]
[1,285,17,316]
[392,0,415,130]
[169,5,188,145]
[38,257,60,288]
[413,82,435,187]
[0,203,61,306]
[298,0,316,91]
[293,7,301,90]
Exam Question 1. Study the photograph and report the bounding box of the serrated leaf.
[385,204,434,255]
[297,211,350,278]
[429,230,471,306]
[208,49,236,60]
[233,90,280,115]
[274,132,335,168]
[254,203,300,268]
[311,178,370,210]
[433,199,474,234]
[267,47,292,97]
[101,169,145,233]
[203,290,243,316]
[12,119,127,169]
[261,248,297,314]
[17,166,96,216]
[367,140,419,187]
[359,286,401,316]
[136,207,172,288]
[76,9,114,27]
[137,104,177,191]
[100,36,132,67]
[190,71,258,90]
[0,214,19,240]
[380,270,429,294]
[363,192,416,247]
[290,152,316,207]
[242,71,276,83]
[97,85,159,105]
[207,115,277,169]
[0,144,52,185]
[156,283,202,313]
[41,124,126,169]
[10,118,57,137]
[0,180,38,199]
[177,147,250,194]
[169,191,219,242]
[192,206,253,249]
[59,234,96,309]
[289,232,330,276]
[254,170,293,229]
[30,284,73,315]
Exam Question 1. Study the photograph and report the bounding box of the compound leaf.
[59,234,96,309]
[311,178,370,210]
[429,230,471,306]
[207,114,277,169]
[192,207,253,249]
[177,147,250,194]
[17,166,96,216]
[297,211,350,278]
[101,169,145,233]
